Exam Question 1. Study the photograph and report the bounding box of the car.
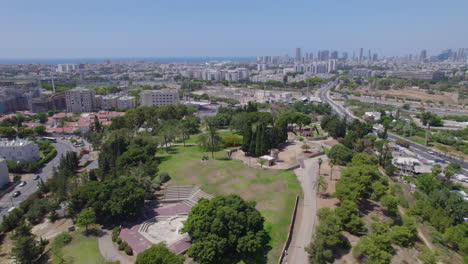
[33,175,41,180]
[12,191,21,198]
[19,181,26,187]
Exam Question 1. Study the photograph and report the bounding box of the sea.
[0,57,256,65]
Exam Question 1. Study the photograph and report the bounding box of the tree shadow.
[155,155,173,163]
[331,234,351,260]
[83,227,105,237]
[357,199,379,216]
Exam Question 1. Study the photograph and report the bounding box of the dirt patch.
[322,139,339,147]
[32,218,74,240]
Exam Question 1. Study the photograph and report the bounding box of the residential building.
[0,158,8,187]
[31,92,66,113]
[0,139,40,161]
[0,87,40,113]
[117,96,136,110]
[350,68,373,77]
[101,94,119,110]
[387,71,444,80]
[140,90,180,107]
[65,87,96,113]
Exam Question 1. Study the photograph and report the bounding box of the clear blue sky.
[1,0,467,58]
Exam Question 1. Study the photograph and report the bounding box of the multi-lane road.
[317,82,468,171]
[0,140,75,220]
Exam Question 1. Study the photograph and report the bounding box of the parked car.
[33,175,41,180]
[19,181,26,187]
[12,191,21,198]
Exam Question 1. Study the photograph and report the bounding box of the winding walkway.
[98,229,132,264]
[286,155,326,264]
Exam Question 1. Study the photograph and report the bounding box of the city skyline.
[1,0,468,58]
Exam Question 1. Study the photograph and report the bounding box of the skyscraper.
[368,50,371,61]
[359,48,363,62]
[342,52,348,61]
[330,51,338,59]
[295,48,301,62]
[420,49,427,61]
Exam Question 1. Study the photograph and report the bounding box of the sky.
[1,0,467,58]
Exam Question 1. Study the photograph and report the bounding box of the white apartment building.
[140,90,180,107]
[0,139,40,162]
[56,64,78,73]
[0,158,9,187]
[117,96,136,110]
[65,87,96,113]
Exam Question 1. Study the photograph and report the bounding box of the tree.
[318,157,323,175]
[380,194,399,215]
[390,216,417,247]
[37,112,48,124]
[69,177,146,223]
[258,158,266,168]
[328,159,335,181]
[353,233,393,264]
[328,144,353,165]
[182,195,269,264]
[10,223,46,264]
[33,125,47,136]
[136,243,185,264]
[76,208,96,232]
[443,222,468,253]
[314,175,328,197]
[335,200,366,234]
[204,120,221,159]
[0,126,17,137]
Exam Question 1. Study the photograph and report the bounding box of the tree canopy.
[135,243,184,264]
[182,195,269,264]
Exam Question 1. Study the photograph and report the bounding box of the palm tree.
[314,175,328,197]
[206,121,221,159]
[318,157,323,176]
[329,159,335,181]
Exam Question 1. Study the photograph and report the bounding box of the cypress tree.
[255,125,262,156]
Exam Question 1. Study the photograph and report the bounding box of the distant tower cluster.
[295,48,302,62]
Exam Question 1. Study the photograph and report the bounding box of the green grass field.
[183,130,242,144]
[157,143,301,263]
[53,233,105,264]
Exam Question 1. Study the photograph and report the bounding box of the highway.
[0,140,75,220]
[316,82,468,171]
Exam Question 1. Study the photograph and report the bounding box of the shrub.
[222,135,243,147]
[115,237,122,245]
[118,241,127,251]
[13,174,21,182]
[53,232,73,249]
[124,244,133,255]
[112,226,121,242]
[48,211,59,222]
[158,172,171,183]
[396,139,410,148]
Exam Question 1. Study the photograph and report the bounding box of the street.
[317,83,468,171]
[0,140,75,220]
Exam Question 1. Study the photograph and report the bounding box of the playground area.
[231,139,324,170]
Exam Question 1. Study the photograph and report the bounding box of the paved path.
[286,156,324,264]
[98,229,132,264]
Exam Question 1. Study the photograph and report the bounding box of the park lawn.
[184,130,242,144]
[157,144,301,263]
[54,233,105,264]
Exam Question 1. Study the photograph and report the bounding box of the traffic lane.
[387,134,468,169]
[0,141,75,219]
[321,85,467,170]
